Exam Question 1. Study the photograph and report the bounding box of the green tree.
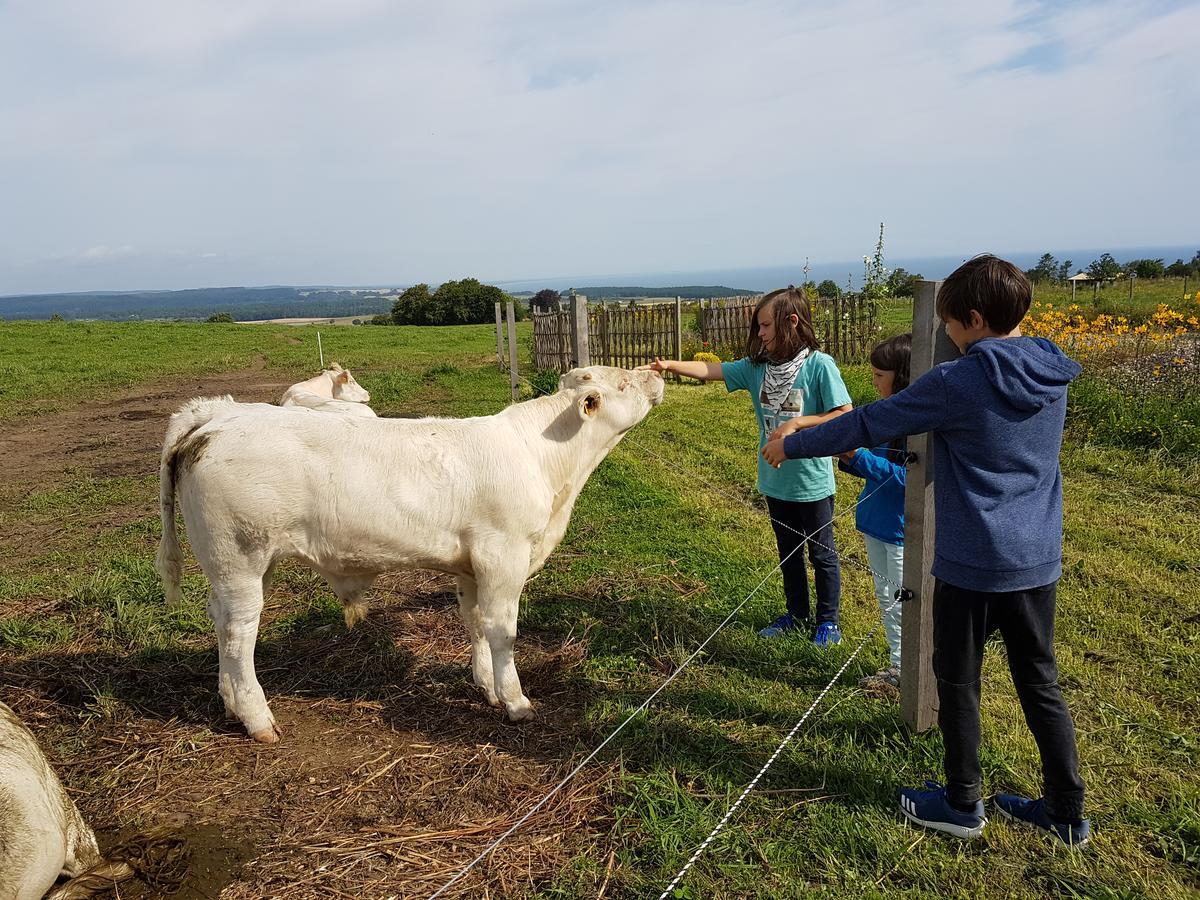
[816,279,841,298]
[1125,258,1165,279]
[1087,253,1122,281]
[1057,259,1074,282]
[205,312,234,323]
[391,283,433,325]
[1025,253,1059,284]
[531,289,561,311]
[886,267,923,297]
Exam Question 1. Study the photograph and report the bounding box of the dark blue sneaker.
[813,621,842,647]
[758,612,801,638]
[993,794,1091,848]
[898,781,986,838]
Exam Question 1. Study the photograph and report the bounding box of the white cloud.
[0,0,1195,293]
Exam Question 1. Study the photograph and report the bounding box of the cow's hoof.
[249,724,281,744]
[506,700,535,723]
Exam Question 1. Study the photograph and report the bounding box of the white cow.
[0,702,101,900]
[156,366,664,742]
[279,363,377,417]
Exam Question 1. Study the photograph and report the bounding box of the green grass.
[0,320,1197,897]
[0,319,521,421]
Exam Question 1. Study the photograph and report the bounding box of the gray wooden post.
[505,300,520,402]
[570,293,590,368]
[901,280,958,732]
[494,301,505,371]
[674,297,683,362]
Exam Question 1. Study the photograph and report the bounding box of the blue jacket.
[784,337,1081,592]
[839,445,906,546]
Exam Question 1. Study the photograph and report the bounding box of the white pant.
[863,535,904,669]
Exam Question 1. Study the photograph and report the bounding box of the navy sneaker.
[758,612,801,638]
[813,621,842,647]
[993,794,1091,848]
[898,781,986,839]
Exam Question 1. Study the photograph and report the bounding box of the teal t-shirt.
[722,352,852,502]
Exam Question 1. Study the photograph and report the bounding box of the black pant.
[765,494,841,625]
[933,579,1085,821]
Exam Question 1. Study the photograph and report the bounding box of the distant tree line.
[1026,251,1200,284]
[814,267,923,300]
[0,286,395,322]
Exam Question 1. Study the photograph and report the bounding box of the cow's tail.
[156,396,234,607]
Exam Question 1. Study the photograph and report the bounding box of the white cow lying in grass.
[157,366,664,742]
[279,363,376,417]
[0,702,100,900]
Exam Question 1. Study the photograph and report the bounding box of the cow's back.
[175,406,553,576]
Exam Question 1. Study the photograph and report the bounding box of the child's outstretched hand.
[762,437,788,468]
[637,358,670,373]
[767,415,821,443]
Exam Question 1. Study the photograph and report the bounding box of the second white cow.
[157,366,663,742]
[279,363,376,417]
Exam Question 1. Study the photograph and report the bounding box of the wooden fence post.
[505,300,519,402]
[570,293,590,368]
[674,297,683,361]
[901,279,957,733]
[495,301,506,372]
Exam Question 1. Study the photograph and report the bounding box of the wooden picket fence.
[531,310,573,372]
[699,295,879,361]
[588,302,679,368]
[531,293,879,373]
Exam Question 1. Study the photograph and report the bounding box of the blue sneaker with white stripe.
[898,781,987,839]
[993,794,1091,848]
[757,612,801,638]
[813,621,842,647]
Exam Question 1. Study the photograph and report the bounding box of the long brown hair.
[746,285,820,364]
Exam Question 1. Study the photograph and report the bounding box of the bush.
[528,368,562,398]
[205,312,234,323]
[391,278,518,326]
[692,351,721,364]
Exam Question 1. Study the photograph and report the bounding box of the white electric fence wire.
[428,472,898,900]
[429,372,908,899]
[656,595,902,899]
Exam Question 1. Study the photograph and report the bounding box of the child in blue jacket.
[838,333,912,690]
[762,256,1090,847]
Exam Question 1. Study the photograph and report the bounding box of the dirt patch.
[1,367,290,492]
[0,370,613,898]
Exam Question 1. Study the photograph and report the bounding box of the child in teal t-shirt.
[644,285,853,646]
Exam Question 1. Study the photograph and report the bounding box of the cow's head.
[326,363,371,403]
[560,365,664,432]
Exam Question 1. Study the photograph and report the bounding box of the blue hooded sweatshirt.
[783,337,1082,592]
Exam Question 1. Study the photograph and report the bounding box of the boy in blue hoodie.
[762,255,1090,846]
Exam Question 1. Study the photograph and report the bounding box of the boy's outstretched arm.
[763,367,951,466]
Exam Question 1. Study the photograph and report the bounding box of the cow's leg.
[327,573,376,629]
[475,553,534,722]
[456,575,499,707]
[210,572,278,742]
[206,589,238,721]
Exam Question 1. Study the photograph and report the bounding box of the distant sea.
[494,244,1198,294]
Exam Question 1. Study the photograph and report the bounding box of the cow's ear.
[579,390,602,419]
[336,371,350,384]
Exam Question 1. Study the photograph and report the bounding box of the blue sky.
[0,0,1196,294]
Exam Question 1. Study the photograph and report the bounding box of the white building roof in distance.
[1068,272,1093,281]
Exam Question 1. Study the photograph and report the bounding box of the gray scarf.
[762,348,811,411]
